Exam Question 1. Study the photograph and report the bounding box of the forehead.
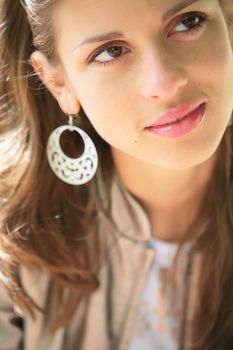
[54,0,156,49]
[53,0,217,54]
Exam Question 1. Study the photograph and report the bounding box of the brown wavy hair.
[0,0,114,331]
[0,0,233,348]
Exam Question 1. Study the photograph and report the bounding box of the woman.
[0,0,233,349]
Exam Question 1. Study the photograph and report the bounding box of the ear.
[30,51,80,115]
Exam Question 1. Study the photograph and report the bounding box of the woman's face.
[50,0,233,170]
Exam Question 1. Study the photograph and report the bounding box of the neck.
[111,148,219,242]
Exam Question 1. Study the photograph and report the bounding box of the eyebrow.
[163,0,201,22]
[72,0,201,51]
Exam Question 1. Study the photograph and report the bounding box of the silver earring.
[46,114,98,185]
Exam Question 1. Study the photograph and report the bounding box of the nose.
[140,50,188,101]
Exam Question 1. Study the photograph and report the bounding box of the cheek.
[73,78,134,141]
[190,18,233,109]
[209,31,233,112]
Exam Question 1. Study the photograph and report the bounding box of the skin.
[31,0,233,242]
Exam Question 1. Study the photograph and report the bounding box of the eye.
[89,44,130,67]
[170,11,208,36]
[89,11,208,68]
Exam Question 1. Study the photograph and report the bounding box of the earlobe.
[58,90,80,116]
[30,50,80,115]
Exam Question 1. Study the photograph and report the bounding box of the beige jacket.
[0,176,201,350]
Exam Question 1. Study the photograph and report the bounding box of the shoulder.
[0,263,51,314]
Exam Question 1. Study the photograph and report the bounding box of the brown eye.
[90,44,130,67]
[106,46,123,58]
[172,11,208,35]
[183,14,202,29]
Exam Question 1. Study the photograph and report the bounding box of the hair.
[0,0,233,348]
[0,0,114,331]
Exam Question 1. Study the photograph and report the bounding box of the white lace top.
[127,238,191,350]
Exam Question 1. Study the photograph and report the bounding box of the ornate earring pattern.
[46,115,98,185]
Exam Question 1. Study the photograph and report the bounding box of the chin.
[148,146,220,171]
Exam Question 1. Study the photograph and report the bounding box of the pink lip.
[145,102,206,138]
[146,101,205,127]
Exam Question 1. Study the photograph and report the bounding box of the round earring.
[46,114,98,185]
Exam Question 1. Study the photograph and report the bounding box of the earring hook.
[68,115,75,131]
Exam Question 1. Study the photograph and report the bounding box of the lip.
[145,101,206,128]
[145,102,207,138]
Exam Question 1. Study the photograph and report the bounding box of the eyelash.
[89,11,208,68]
